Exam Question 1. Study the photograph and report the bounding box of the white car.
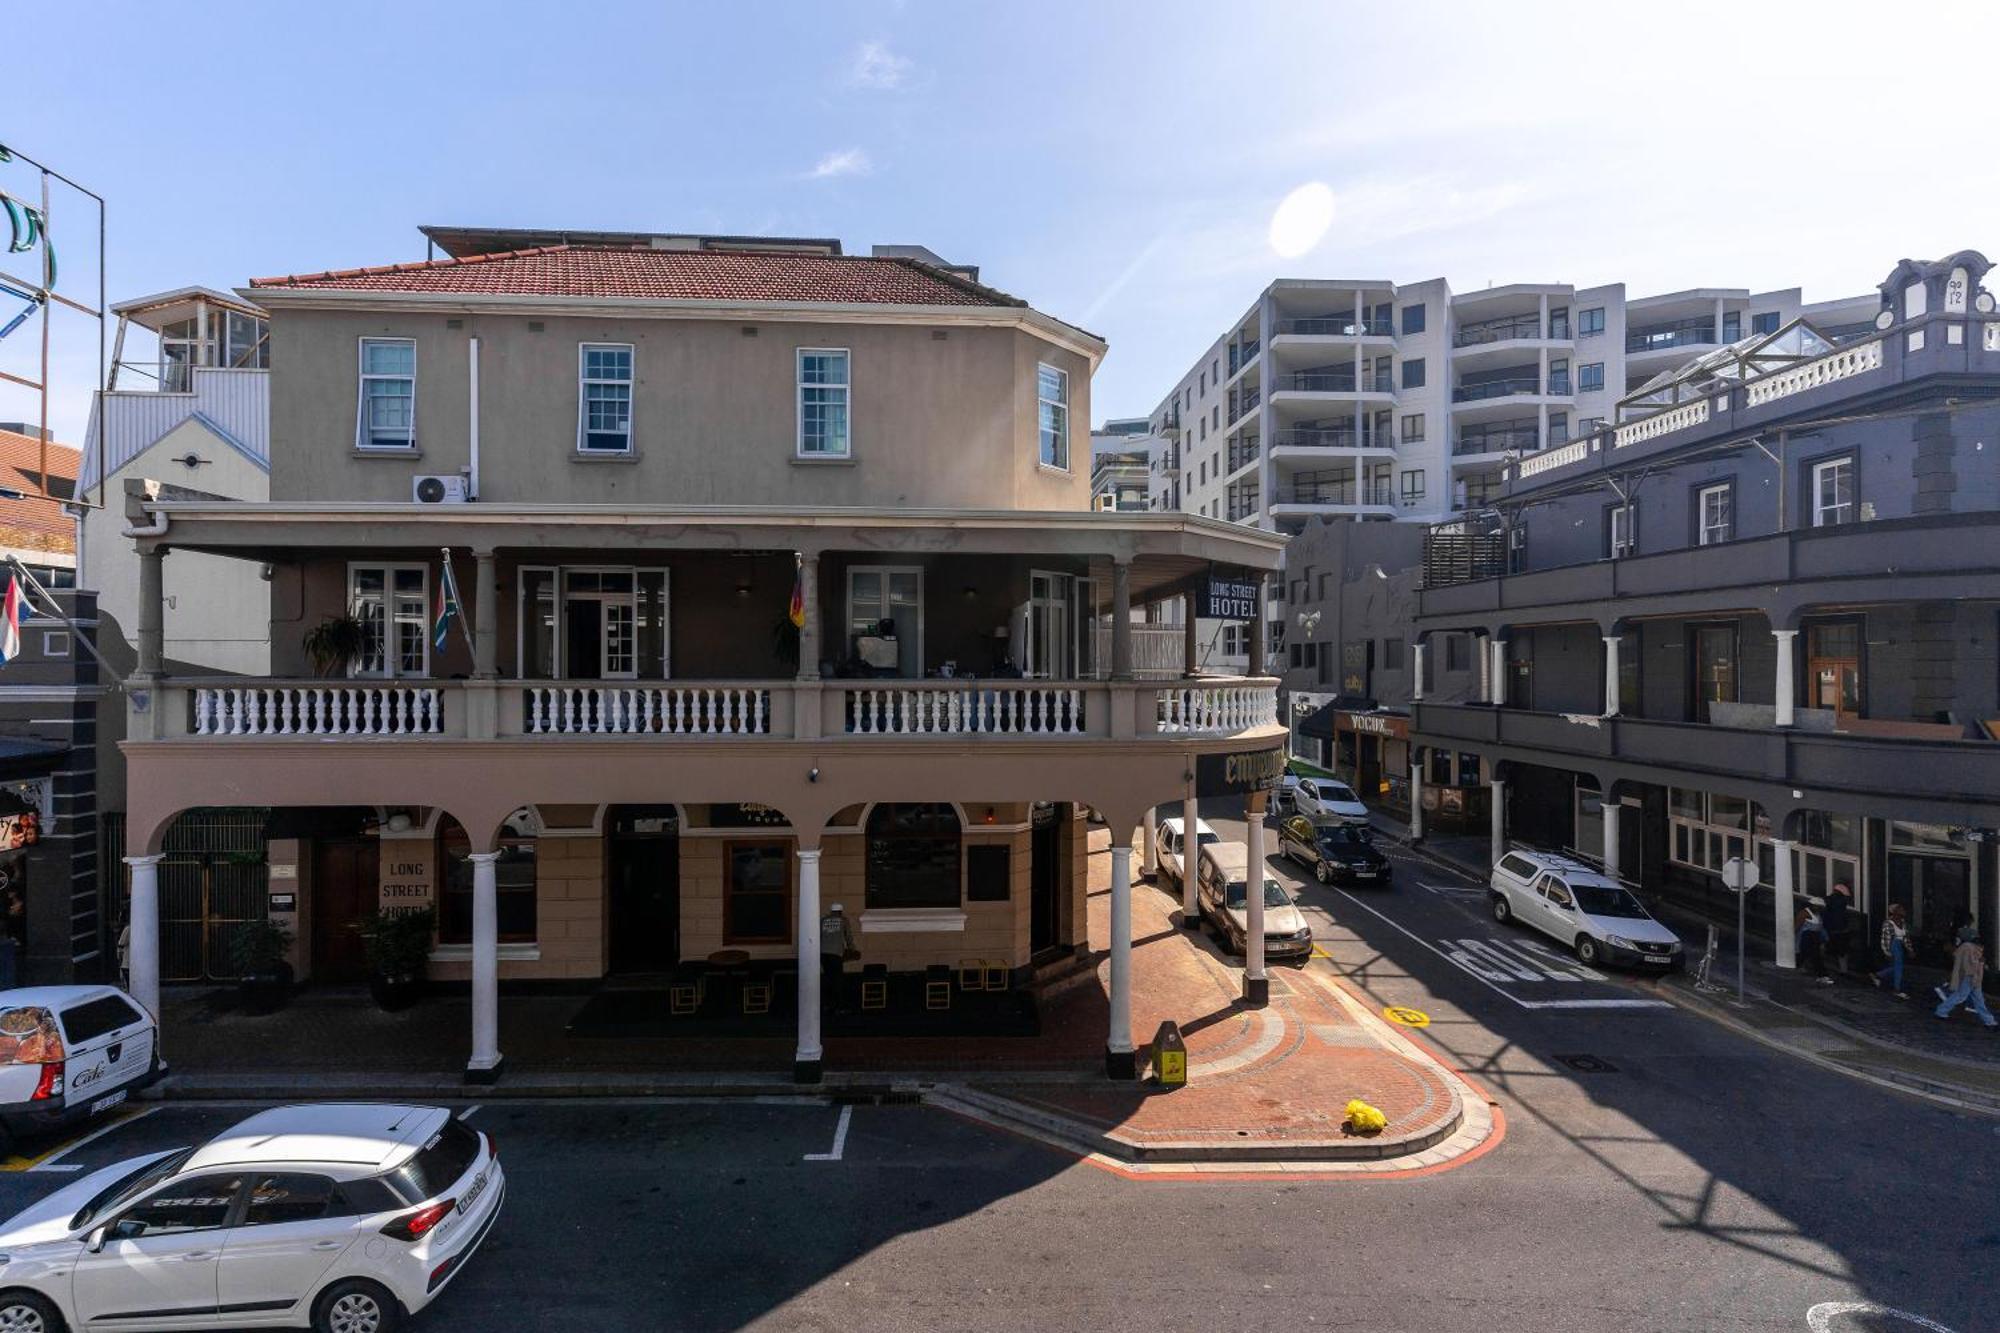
[1154,816,1221,887]
[0,986,164,1143]
[1290,777,1369,824]
[0,1102,503,1333]
[1197,843,1313,960]
[1489,849,1684,970]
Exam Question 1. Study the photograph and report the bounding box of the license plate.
[1353,870,1376,878]
[458,1167,490,1214]
[89,1090,127,1115]
[1643,954,1670,965]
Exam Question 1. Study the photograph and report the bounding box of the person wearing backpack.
[1873,903,1910,999]
[1932,926,1995,1028]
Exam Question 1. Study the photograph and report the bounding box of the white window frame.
[1812,456,1854,528]
[1697,483,1733,546]
[355,338,417,451]
[845,565,924,677]
[796,348,852,459]
[516,565,671,681]
[1608,503,1636,558]
[577,343,635,455]
[347,561,431,679]
[1037,363,1071,471]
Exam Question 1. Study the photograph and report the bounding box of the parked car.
[0,986,164,1144]
[1291,776,1370,824]
[1278,816,1393,886]
[0,1102,503,1333]
[1488,848,1684,969]
[1275,772,1302,814]
[1197,843,1313,960]
[1155,815,1222,887]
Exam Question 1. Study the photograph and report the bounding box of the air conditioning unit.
[412,474,470,505]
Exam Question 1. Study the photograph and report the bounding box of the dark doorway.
[1355,736,1382,805]
[564,600,603,680]
[1888,853,1972,960]
[311,838,377,983]
[1029,803,1063,957]
[608,806,680,974]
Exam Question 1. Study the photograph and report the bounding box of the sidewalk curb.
[1656,982,2000,1118]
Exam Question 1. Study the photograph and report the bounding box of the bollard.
[1150,1020,1187,1089]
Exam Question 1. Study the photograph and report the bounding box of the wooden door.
[311,839,378,983]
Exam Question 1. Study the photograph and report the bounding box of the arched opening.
[438,813,538,947]
[864,803,962,911]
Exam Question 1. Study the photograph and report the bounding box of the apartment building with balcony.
[1407,250,2000,975]
[113,227,1287,1083]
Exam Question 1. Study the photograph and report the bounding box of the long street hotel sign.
[1202,575,1260,621]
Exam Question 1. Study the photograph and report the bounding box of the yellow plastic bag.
[1344,1099,1388,1135]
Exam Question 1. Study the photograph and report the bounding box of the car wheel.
[0,1290,64,1333]
[1491,893,1512,924]
[1315,859,1333,884]
[1575,936,1601,966]
[314,1280,401,1333]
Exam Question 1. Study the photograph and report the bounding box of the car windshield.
[1195,830,1221,846]
[1225,878,1290,909]
[1574,885,1650,919]
[71,1148,193,1232]
[1324,783,1359,803]
[1317,826,1372,850]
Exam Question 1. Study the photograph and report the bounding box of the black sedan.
[1277,815,1393,886]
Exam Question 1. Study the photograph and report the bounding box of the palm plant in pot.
[227,919,295,1015]
[359,908,435,1011]
[302,613,368,677]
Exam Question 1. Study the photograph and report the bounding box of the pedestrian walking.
[1822,883,1854,975]
[1796,903,1831,984]
[819,902,858,1016]
[1932,926,1996,1028]
[1874,903,1911,999]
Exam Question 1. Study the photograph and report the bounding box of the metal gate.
[158,810,271,982]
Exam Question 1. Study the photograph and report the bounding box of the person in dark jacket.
[1821,883,1854,976]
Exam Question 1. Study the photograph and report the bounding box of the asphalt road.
[0,805,1991,1332]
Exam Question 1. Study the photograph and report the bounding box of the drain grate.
[1554,1053,1619,1074]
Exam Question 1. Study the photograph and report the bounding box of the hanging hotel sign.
[379,843,436,918]
[1195,744,1286,798]
[1202,577,1259,621]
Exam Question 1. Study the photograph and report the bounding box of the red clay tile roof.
[250,244,1022,308]
[0,430,79,555]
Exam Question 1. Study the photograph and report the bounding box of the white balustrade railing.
[842,684,1087,736]
[1744,338,1884,407]
[1154,684,1278,734]
[192,684,443,736]
[524,685,769,736]
[1614,397,1709,449]
[1515,438,1590,479]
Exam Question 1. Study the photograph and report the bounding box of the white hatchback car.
[0,1103,503,1333]
[1290,777,1370,824]
[1489,849,1684,970]
[0,987,164,1143]
[1153,816,1221,888]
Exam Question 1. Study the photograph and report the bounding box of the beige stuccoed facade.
[116,235,1287,1083]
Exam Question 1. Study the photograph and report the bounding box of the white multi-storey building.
[1144,273,1877,670]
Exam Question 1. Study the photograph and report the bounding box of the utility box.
[1150,1020,1187,1088]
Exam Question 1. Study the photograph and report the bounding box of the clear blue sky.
[7,1,2000,444]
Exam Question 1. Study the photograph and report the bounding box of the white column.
[1490,639,1509,706]
[1489,778,1507,868]
[1771,838,1797,969]
[1602,801,1622,879]
[1142,808,1158,877]
[1107,845,1135,1078]
[1244,795,1269,1004]
[467,851,502,1080]
[1181,777,1200,929]
[1602,636,1621,717]
[1773,630,1798,728]
[1410,761,1425,841]
[1411,642,1427,702]
[124,855,163,1018]
[795,849,823,1080]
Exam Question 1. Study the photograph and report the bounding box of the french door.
[847,566,923,677]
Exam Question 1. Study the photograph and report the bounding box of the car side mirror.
[86,1224,109,1254]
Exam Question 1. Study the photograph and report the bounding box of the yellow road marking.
[1383,1006,1431,1028]
[1311,945,1334,959]
[1,1109,144,1173]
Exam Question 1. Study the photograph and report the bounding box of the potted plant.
[227,919,295,1015]
[302,614,368,677]
[359,908,435,1011]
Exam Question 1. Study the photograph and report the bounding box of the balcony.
[1452,313,1551,348]
[155,677,1280,744]
[1228,339,1261,375]
[1227,438,1261,471]
[1274,315,1393,338]
[1451,376,1542,403]
[1454,419,1539,457]
[1228,386,1262,421]
[1275,480,1396,507]
[1276,370,1395,394]
[1273,427,1394,452]
[1625,317,1724,356]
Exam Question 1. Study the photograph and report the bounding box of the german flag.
[788,557,806,628]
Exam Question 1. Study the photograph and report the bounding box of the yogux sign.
[1195,744,1286,798]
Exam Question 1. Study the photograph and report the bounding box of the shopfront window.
[724,841,791,944]
[439,817,537,944]
[865,803,961,910]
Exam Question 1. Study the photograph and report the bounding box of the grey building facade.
[1408,251,2000,974]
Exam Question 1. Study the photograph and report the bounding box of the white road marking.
[1807,1300,1956,1331]
[1323,884,1669,1011]
[457,1106,481,1120]
[28,1106,160,1173]
[803,1104,853,1162]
